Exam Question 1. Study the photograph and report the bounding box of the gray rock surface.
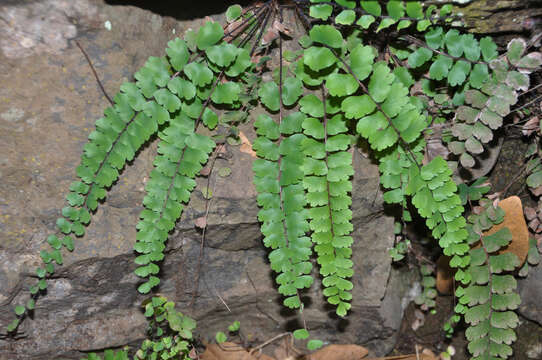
[0,1,415,359]
[518,259,542,327]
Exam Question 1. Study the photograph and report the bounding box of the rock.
[0,1,414,359]
[454,0,542,35]
[518,259,542,326]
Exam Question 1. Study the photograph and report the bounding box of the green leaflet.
[302,108,354,317]
[462,220,521,359]
[405,27,534,174]
[133,24,250,292]
[135,114,215,293]
[307,0,435,32]
[253,114,313,309]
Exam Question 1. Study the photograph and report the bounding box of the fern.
[254,58,313,310]
[81,296,196,360]
[6,1,542,358]
[458,202,521,359]
[301,88,354,317]
[404,28,540,170]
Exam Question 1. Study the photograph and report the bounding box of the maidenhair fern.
[301,91,354,317]
[6,1,542,358]
[459,202,521,359]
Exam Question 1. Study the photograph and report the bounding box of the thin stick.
[189,144,224,309]
[74,40,114,106]
[248,332,292,355]
[511,94,542,114]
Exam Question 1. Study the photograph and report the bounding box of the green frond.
[461,216,521,359]
[302,99,354,316]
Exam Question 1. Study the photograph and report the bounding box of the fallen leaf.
[194,216,207,229]
[308,344,369,360]
[365,348,437,360]
[201,342,273,360]
[411,309,426,332]
[436,255,454,295]
[225,19,247,40]
[272,19,292,36]
[239,131,257,158]
[262,27,279,45]
[200,166,212,177]
[524,206,537,220]
[522,116,539,136]
[483,196,530,266]
[530,185,542,197]
[424,137,450,165]
[528,217,540,232]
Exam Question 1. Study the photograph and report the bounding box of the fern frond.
[300,0,451,32]
[461,226,520,359]
[134,21,254,293]
[134,114,215,293]
[405,29,540,170]
[253,110,312,309]
[301,87,354,317]
[254,28,313,310]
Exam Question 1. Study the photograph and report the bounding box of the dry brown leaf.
[528,217,540,232]
[522,116,539,136]
[239,131,257,157]
[410,309,426,331]
[423,133,450,165]
[365,348,437,360]
[200,166,212,177]
[436,255,455,295]
[194,216,207,229]
[530,185,542,197]
[483,196,530,266]
[201,342,274,360]
[524,206,537,220]
[262,27,279,45]
[272,19,292,36]
[307,344,369,360]
[225,19,246,40]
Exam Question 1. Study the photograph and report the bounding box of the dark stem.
[400,34,490,66]
[74,40,114,106]
[326,46,421,169]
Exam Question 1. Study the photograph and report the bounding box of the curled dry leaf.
[200,166,212,177]
[522,116,539,136]
[194,216,207,229]
[262,27,279,45]
[365,348,437,360]
[262,19,292,45]
[528,218,540,232]
[411,309,426,331]
[239,131,258,158]
[524,206,537,220]
[225,19,246,40]
[272,19,292,36]
[483,196,530,266]
[308,344,369,360]
[424,138,450,165]
[201,342,273,360]
[530,185,542,197]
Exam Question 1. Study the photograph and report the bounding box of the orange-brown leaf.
[239,131,257,158]
[308,344,369,360]
[201,343,273,360]
[483,196,530,266]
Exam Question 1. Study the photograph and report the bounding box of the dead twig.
[189,144,225,309]
[74,40,114,106]
[248,332,294,356]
